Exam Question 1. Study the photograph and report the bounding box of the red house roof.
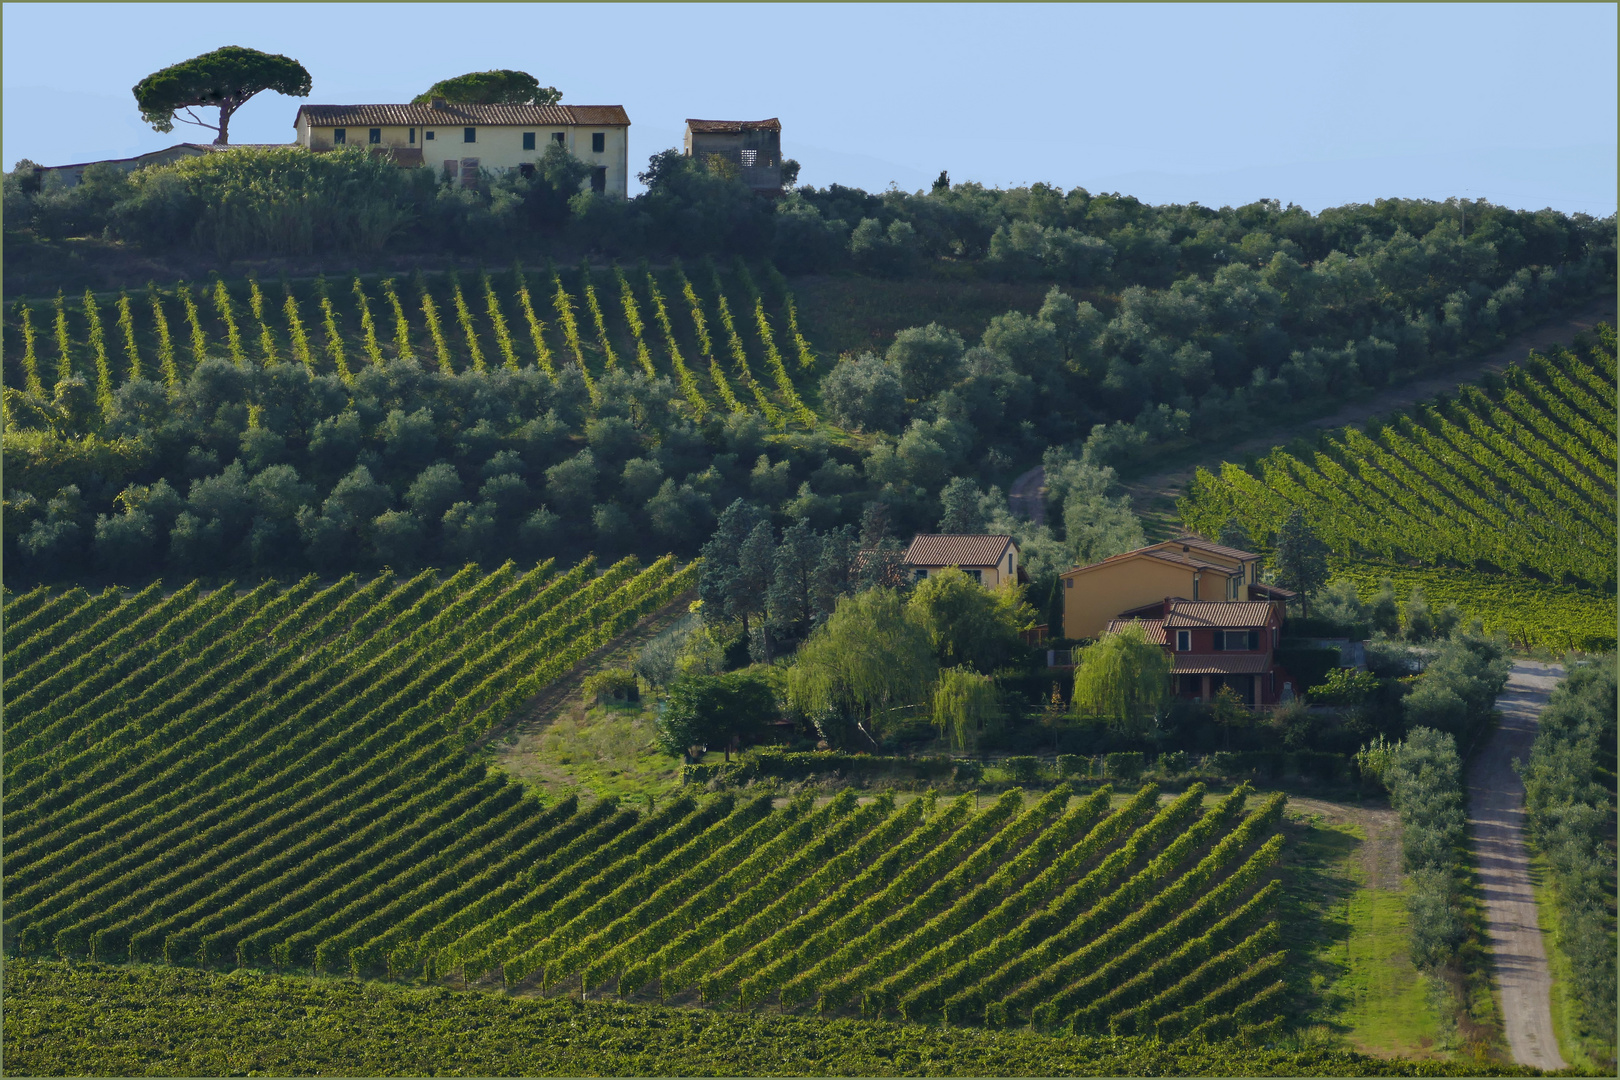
[904,534,1014,568]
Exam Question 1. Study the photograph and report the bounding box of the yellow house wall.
[1063,559,1235,638]
[912,547,1017,590]
[298,120,629,197]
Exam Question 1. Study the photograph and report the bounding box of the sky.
[3,2,1615,215]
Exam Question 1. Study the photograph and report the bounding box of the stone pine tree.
[937,476,987,533]
[733,520,777,660]
[133,46,311,145]
[415,70,561,106]
[1272,508,1329,617]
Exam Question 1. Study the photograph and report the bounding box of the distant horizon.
[4,2,1615,216]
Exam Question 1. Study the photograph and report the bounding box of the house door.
[461,158,480,187]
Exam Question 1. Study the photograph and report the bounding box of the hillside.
[1177,326,1616,648]
[5,959,1543,1078]
[2,571,1293,1037]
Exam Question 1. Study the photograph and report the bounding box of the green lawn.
[1338,887,1445,1057]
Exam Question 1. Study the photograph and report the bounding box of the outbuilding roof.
[1162,601,1278,628]
[1171,653,1273,675]
[295,103,630,128]
[904,534,1014,568]
[685,118,782,133]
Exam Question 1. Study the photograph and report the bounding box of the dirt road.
[1468,660,1568,1071]
[1010,298,1615,533]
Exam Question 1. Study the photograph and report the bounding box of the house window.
[592,132,605,153]
[369,128,381,144]
[1176,630,1191,652]
[591,166,607,193]
[1006,552,1013,574]
[464,127,476,143]
[965,568,982,584]
[553,132,565,145]
[1192,575,1200,601]
[1227,575,1238,600]
[409,127,416,144]
[333,128,346,144]
[523,132,536,150]
[740,148,758,166]
[1179,674,1202,696]
[519,163,535,178]
[1064,578,1073,589]
[425,130,434,140]
[914,568,929,582]
[1215,630,1259,651]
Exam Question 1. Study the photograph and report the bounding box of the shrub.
[582,668,639,705]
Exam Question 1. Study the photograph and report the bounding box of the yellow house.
[1059,536,1294,639]
[293,102,631,195]
[904,534,1021,588]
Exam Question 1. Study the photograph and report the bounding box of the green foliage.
[2,559,698,973]
[908,567,1025,673]
[413,69,560,106]
[1180,333,1617,592]
[1272,508,1329,613]
[932,666,1000,750]
[1307,667,1380,706]
[8,957,1527,1077]
[133,46,311,142]
[787,588,937,741]
[1373,728,1468,970]
[1518,658,1617,1057]
[1071,622,1172,735]
[581,668,639,704]
[654,670,775,760]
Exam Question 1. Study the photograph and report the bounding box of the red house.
[1107,598,1294,707]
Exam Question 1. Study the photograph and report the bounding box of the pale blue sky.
[4,2,1615,213]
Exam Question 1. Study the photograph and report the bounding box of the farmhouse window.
[464,127,476,143]
[1064,578,1073,588]
[592,132,605,153]
[965,568,983,584]
[591,166,607,193]
[425,130,434,140]
[914,568,929,582]
[333,128,346,144]
[519,163,535,178]
[553,132,565,145]
[1176,630,1191,652]
[1227,575,1238,600]
[369,128,381,144]
[409,127,416,144]
[523,132,536,150]
[740,149,758,166]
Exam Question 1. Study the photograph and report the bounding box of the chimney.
[1182,543,1190,553]
[431,97,446,110]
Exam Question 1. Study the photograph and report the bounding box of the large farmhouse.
[293,101,631,195]
[1059,536,1294,640]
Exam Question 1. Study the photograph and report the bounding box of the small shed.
[683,118,783,192]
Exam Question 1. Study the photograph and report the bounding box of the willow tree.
[932,666,1000,751]
[786,588,936,747]
[133,46,311,145]
[1071,622,1172,735]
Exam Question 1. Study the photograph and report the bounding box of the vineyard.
[0,557,695,974]
[1,570,1290,1038]
[1180,327,1617,594]
[1,259,826,431]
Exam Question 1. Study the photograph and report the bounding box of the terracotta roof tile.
[1163,601,1278,628]
[686,118,781,133]
[1169,536,1259,561]
[1249,582,1298,600]
[296,104,630,128]
[1105,618,1168,644]
[904,534,1013,568]
[1172,653,1272,675]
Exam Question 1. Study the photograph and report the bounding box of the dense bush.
[1519,657,1617,1056]
[1358,728,1468,970]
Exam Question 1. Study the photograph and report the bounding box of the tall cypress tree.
[733,520,777,659]
[768,517,821,641]
[699,498,764,626]
[1272,508,1328,617]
